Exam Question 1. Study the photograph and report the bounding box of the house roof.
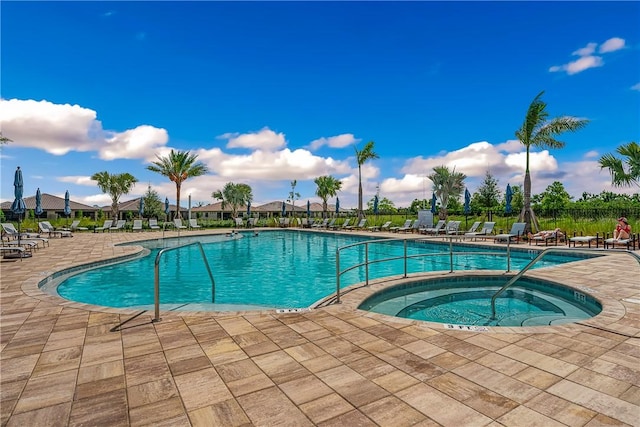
[0,193,98,212]
[102,197,187,213]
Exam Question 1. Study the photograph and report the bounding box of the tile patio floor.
[1,228,639,426]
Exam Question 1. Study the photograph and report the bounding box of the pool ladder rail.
[489,247,640,320]
[153,241,215,322]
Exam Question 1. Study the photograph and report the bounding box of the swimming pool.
[45,230,591,310]
[358,275,602,327]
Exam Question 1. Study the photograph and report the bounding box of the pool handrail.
[335,235,516,304]
[489,247,640,320]
[153,241,215,322]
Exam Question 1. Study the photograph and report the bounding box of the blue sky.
[2,1,639,210]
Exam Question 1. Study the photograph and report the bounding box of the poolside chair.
[493,222,526,243]
[94,220,113,233]
[132,220,143,232]
[368,220,391,232]
[234,217,244,228]
[568,235,598,248]
[346,218,366,231]
[247,217,257,228]
[390,219,412,233]
[1,246,28,260]
[189,219,202,229]
[464,222,495,241]
[39,221,73,238]
[420,219,446,235]
[324,218,336,229]
[604,235,634,250]
[464,221,481,235]
[312,218,329,229]
[529,229,565,246]
[173,218,187,229]
[337,218,352,230]
[148,219,160,230]
[64,220,88,232]
[444,220,462,236]
[1,223,49,248]
[397,219,417,233]
[110,220,127,232]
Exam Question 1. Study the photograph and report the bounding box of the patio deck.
[1,229,639,426]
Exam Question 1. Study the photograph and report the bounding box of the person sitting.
[613,217,631,241]
[528,228,562,240]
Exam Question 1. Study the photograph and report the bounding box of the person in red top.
[613,217,631,240]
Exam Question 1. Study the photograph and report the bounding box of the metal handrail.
[335,235,513,304]
[153,241,215,322]
[490,247,640,319]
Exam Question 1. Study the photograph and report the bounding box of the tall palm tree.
[515,91,588,233]
[213,182,253,219]
[91,171,138,220]
[427,166,466,220]
[287,180,300,217]
[599,142,640,188]
[147,150,208,219]
[314,175,342,218]
[354,141,379,219]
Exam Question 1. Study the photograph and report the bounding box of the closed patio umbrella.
[35,188,43,219]
[164,197,170,218]
[505,184,513,231]
[281,201,286,217]
[464,188,471,229]
[247,200,251,217]
[139,197,145,219]
[430,192,437,214]
[11,167,26,248]
[64,190,71,226]
[373,194,379,216]
[335,197,340,216]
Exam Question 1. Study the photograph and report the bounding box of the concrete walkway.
[1,228,639,426]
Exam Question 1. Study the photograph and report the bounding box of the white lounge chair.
[390,219,412,233]
[234,218,244,228]
[368,220,391,232]
[464,222,495,240]
[444,220,462,235]
[94,220,113,233]
[67,220,88,232]
[493,222,526,243]
[1,246,28,260]
[313,218,329,228]
[173,219,187,229]
[148,219,160,230]
[132,220,143,232]
[1,223,48,248]
[398,219,417,233]
[189,219,201,229]
[110,220,127,232]
[39,221,73,238]
[421,220,446,235]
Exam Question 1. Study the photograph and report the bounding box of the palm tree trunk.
[519,171,539,233]
[175,184,181,220]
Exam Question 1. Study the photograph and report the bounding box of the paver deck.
[1,228,639,426]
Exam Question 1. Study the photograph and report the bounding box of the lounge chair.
[1,223,49,248]
[189,219,202,229]
[390,219,412,233]
[604,236,634,250]
[444,220,462,236]
[398,219,417,233]
[94,220,113,233]
[132,220,143,232]
[529,229,565,246]
[148,219,160,230]
[66,220,88,232]
[173,219,187,229]
[464,222,495,241]
[368,220,391,232]
[234,217,244,228]
[346,218,366,230]
[39,221,73,238]
[110,220,127,232]
[420,220,446,235]
[493,222,526,243]
[312,218,328,229]
[324,218,336,229]
[337,218,351,230]
[464,221,481,235]
[247,218,257,228]
[1,246,28,260]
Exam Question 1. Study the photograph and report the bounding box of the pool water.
[359,276,602,327]
[51,230,589,310]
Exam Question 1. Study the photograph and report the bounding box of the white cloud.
[101,125,169,160]
[584,150,599,159]
[307,133,360,150]
[631,82,640,91]
[58,176,96,186]
[0,99,169,160]
[572,42,597,57]
[219,127,286,150]
[599,37,625,53]
[0,99,103,155]
[549,37,625,75]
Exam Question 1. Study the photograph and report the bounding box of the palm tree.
[599,142,640,188]
[354,141,379,219]
[147,149,208,219]
[515,91,588,233]
[314,175,342,218]
[0,132,11,145]
[212,182,253,219]
[287,180,300,217]
[427,166,466,219]
[91,171,138,220]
